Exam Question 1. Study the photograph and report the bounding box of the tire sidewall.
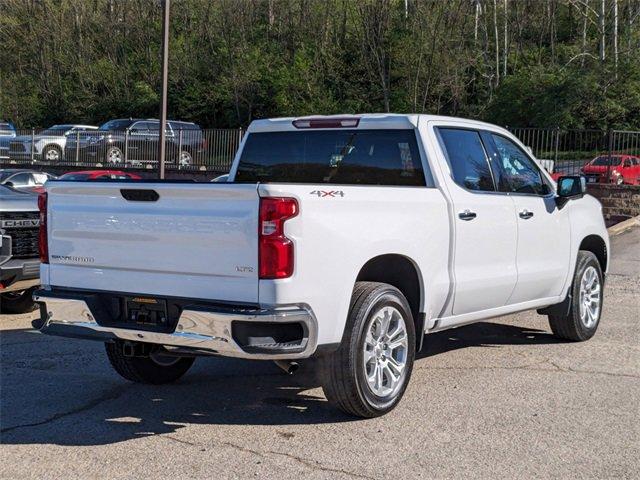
[352,289,416,414]
[570,252,604,339]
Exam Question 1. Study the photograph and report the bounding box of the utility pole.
[158,0,170,179]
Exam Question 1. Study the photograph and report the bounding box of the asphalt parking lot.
[1,228,638,480]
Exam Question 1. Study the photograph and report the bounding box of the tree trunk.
[581,0,588,67]
[494,0,500,86]
[474,0,481,44]
[600,0,606,62]
[503,0,508,78]
[613,0,618,74]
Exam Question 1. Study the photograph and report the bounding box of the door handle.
[458,209,477,221]
[519,209,534,219]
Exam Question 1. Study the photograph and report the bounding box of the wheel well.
[355,255,422,325]
[42,143,61,152]
[579,235,607,272]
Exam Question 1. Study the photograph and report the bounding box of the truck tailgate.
[45,182,260,303]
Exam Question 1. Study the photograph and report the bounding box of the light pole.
[158,0,170,179]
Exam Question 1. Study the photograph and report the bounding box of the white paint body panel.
[45,183,260,303]
[42,114,609,350]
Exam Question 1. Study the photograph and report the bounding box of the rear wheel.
[105,341,195,384]
[548,251,603,341]
[178,149,192,168]
[0,287,38,314]
[42,144,62,163]
[319,282,415,418]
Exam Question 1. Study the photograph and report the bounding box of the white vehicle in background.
[34,114,609,417]
[0,169,56,192]
[9,124,98,162]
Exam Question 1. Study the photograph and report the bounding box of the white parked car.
[33,114,609,417]
[9,124,98,162]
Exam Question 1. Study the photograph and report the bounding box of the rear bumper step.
[33,290,318,360]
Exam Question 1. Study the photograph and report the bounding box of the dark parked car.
[0,121,17,160]
[66,119,206,167]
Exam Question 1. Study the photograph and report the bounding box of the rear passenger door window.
[436,128,495,192]
[487,133,550,195]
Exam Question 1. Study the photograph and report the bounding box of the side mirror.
[4,181,13,188]
[556,175,586,208]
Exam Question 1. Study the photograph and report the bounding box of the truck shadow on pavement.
[0,321,563,446]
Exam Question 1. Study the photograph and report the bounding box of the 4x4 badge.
[310,190,344,198]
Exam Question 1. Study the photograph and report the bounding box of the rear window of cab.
[234,129,429,186]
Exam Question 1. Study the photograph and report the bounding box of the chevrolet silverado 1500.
[0,185,40,313]
[34,115,609,417]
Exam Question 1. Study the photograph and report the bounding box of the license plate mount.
[124,297,169,328]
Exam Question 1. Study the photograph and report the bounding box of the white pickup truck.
[34,115,609,417]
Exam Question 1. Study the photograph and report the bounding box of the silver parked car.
[9,124,98,162]
[0,169,57,192]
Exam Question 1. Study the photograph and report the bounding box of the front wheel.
[106,146,124,165]
[105,341,195,384]
[548,251,604,341]
[319,282,415,418]
[42,144,62,163]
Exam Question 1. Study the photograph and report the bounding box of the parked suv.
[34,114,609,417]
[68,119,205,167]
[0,121,17,160]
[0,185,40,313]
[581,154,640,185]
[8,124,97,162]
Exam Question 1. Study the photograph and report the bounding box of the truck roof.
[248,113,508,134]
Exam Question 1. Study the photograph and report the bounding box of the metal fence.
[1,125,639,185]
[509,127,640,184]
[0,127,244,173]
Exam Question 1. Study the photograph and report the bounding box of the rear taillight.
[38,192,48,263]
[259,197,298,279]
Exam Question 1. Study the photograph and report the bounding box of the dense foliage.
[1,0,639,129]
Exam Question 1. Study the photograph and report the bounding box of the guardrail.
[0,127,244,173]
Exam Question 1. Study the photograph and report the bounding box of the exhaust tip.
[274,360,299,375]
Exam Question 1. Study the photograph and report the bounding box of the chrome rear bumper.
[33,290,317,360]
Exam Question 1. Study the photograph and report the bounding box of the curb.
[607,215,640,236]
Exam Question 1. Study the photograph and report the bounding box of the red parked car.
[581,154,640,185]
[58,170,142,181]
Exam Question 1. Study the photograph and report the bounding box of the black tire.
[41,144,62,163]
[178,148,193,168]
[105,146,124,165]
[1,287,38,314]
[105,341,195,384]
[549,251,604,341]
[319,281,416,418]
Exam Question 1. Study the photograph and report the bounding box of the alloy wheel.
[579,266,601,328]
[362,306,409,398]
